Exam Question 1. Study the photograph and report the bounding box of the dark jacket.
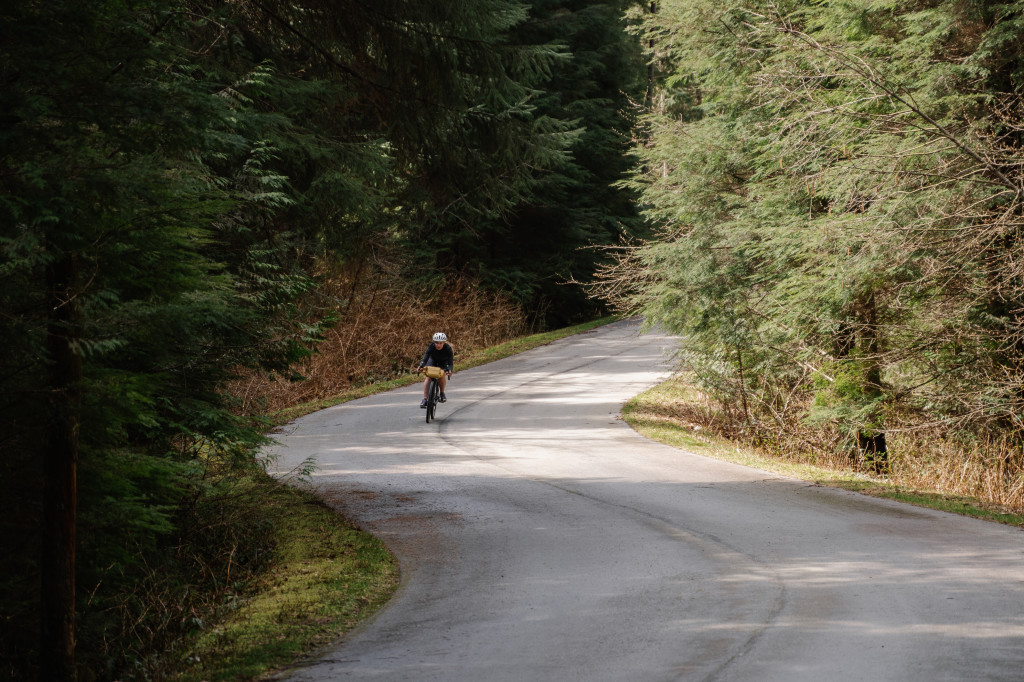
[419,342,454,372]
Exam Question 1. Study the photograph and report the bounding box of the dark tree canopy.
[0,1,647,677]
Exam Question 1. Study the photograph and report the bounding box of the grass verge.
[176,316,617,680]
[175,481,398,681]
[622,376,1024,528]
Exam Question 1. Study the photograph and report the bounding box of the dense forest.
[6,0,1024,678]
[605,0,1024,483]
[1,1,645,678]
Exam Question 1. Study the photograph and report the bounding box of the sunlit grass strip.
[455,316,616,368]
[270,316,617,425]
[176,482,398,681]
[830,482,1024,524]
[622,378,1024,528]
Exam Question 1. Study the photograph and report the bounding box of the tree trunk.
[857,291,888,474]
[40,252,80,681]
[857,430,888,470]
[645,2,656,109]
[736,346,750,424]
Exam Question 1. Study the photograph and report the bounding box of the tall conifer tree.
[605,0,1024,462]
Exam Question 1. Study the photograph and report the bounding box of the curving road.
[267,319,1024,681]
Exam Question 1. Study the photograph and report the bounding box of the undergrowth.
[623,374,1024,526]
[172,480,397,681]
[71,467,286,681]
[228,276,528,414]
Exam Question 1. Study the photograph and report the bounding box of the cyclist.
[418,332,453,408]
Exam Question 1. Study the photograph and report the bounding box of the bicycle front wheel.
[426,378,437,423]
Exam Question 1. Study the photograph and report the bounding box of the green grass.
[175,483,398,681]
[622,377,1024,528]
[175,316,617,680]
[830,481,1024,524]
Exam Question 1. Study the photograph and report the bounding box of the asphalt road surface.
[266,319,1024,681]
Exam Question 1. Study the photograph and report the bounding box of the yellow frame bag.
[423,366,445,380]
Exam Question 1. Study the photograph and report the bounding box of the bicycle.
[420,366,447,423]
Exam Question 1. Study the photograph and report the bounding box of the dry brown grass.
[228,276,527,414]
[884,432,1024,512]
[631,374,1024,515]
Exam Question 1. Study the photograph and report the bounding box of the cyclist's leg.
[420,369,431,407]
[423,359,439,399]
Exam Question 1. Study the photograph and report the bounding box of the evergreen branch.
[246,0,530,122]
[350,0,522,47]
[246,0,375,87]
[772,23,1022,196]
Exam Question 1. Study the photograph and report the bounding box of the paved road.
[267,320,1024,681]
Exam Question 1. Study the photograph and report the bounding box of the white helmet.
[432,332,447,343]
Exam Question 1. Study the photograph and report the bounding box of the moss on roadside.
[175,482,398,681]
